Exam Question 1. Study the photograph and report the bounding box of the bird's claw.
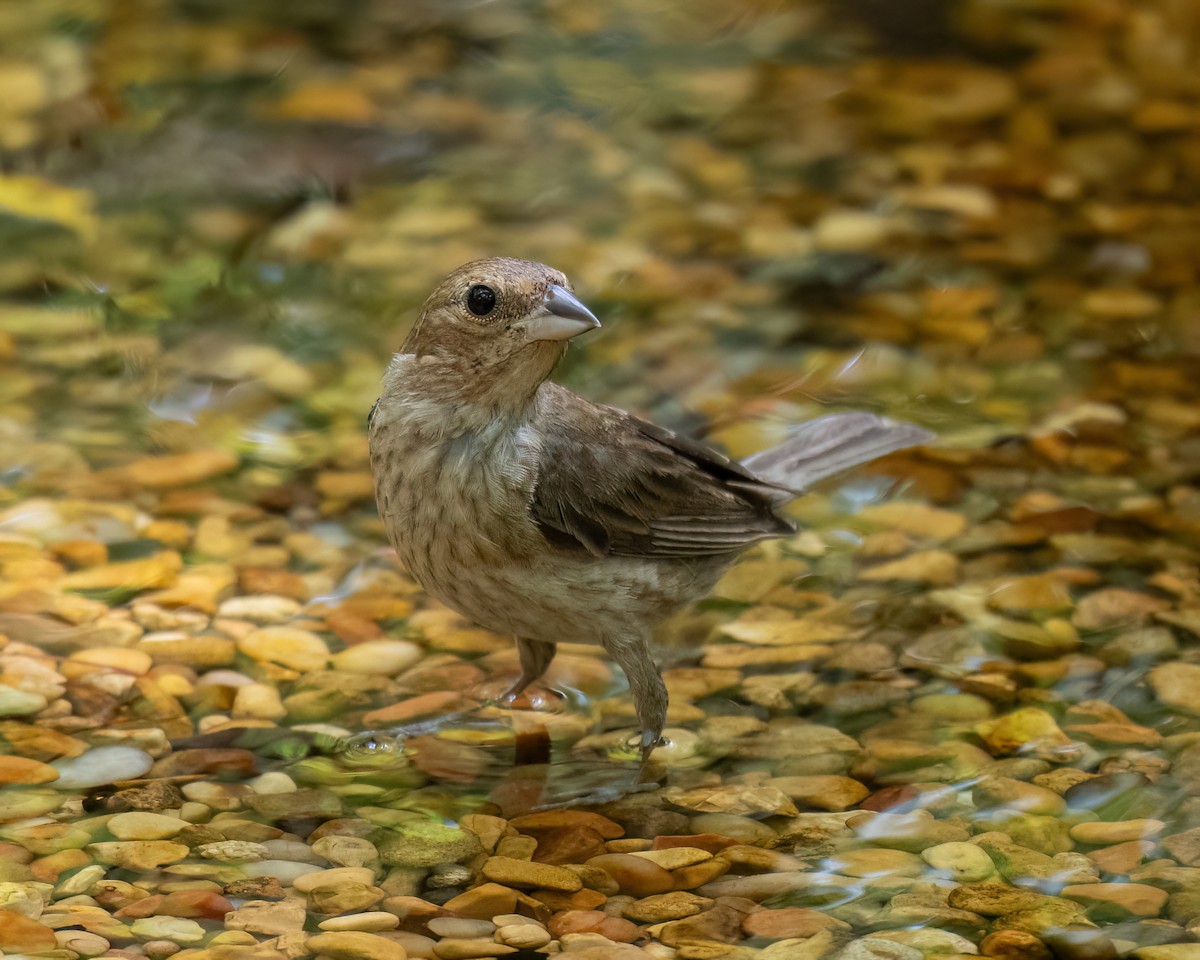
[639,729,663,765]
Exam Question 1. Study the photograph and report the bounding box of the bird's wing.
[528,385,795,559]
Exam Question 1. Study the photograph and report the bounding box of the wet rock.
[106,813,187,841]
[318,911,401,932]
[306,930,409,960]
[0,756,58,784]
[835,938,922,959]
[247,788,342,822]
[238,626,330,672]
[1071,820,1164,845]
[510,810,624,839]
[223,898,307,936]
[308,881,386,914]
[89,841,190,870]
[975,708,1075,759]
[1147,664,1200,716]
[51,746,154,788]
[481,855,582,892]
[331,639,423,675]
[533,826,607,865]
[921,841,996,881]
[548,909,640,942]
[375,821,482,868]
[979,929,1053,959]
[496,921,551,949]
[658,897,756,946]
[768,776,870,812]
[441,883,519,919]
[1063,882,1169,920]
[973,777,1066,816]
[847,810,971,851]
[0,909,57,952]
[0,689,49,718]
[129,917,206,943]
[587,854,675,897]
[624,891,712,923]
[741,907,850,940]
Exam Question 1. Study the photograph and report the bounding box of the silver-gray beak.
[518,284,601,342]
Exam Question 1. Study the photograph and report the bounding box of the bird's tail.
[741,412,934,496]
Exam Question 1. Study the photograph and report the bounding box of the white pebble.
[0,687,48,717]
[248,771,297,795]
[217,595,303,623]
[52,746,153,789]
[920,841,995,882]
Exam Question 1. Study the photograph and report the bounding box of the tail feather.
[741,412,934,495]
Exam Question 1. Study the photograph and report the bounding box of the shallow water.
[2,1,1200,958]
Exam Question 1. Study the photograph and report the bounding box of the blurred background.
[4,0,1198,506]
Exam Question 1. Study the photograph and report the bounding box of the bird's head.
[401,258,600,399]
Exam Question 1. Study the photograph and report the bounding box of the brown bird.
[368,258,933,760]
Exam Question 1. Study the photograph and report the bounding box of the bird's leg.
[602,633,667,764]
[502,637,557,701]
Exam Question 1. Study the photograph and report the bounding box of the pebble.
[107,813,187,841]
[0,689,48,717]
[434,939,519,959]
[624,891,712,923]
[223,898,307,935]
[130,917,206,943]
[55,929,111,957]
[768,775,870,812]
[836,937,924,959]
[318,911,401,932]
[306,930,410,960]
[831,847,926,878]
[426,918,496,938]
[0,908,57,952]
[973,777,1066,816]
[231,683,287,720]
[742,907,849,940]
[89,841,190,870]
[331,639,423,675]
[1071,820,1165,845]
[481,856,583,892]
[0,756,58,784]
[921,841,996,882]
[292,866,377,893]
[52,746,154,789]
[241,860,325,884]
[375,821,482,868]
[216,595,303,622]
[629,846,712,870]
[496,923,552,949]
[237,626,331,672]
[587,854,675,897]
[1061,882,1169,920]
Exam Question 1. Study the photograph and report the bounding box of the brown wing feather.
[528,384,794,559]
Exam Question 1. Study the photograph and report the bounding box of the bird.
[368,257,934,762]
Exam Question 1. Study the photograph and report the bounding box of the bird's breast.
[368,404,542,586]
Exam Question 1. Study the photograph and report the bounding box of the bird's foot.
[499,679,528,704]
[639,728,664,765]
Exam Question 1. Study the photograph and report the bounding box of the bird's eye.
[466,284,497,317]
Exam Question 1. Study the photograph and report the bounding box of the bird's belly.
[427,551,721,644]
[370,423,726,642]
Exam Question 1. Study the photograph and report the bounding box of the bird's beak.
[517,284,601,342]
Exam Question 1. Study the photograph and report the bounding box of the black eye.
[466,284,497,317]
